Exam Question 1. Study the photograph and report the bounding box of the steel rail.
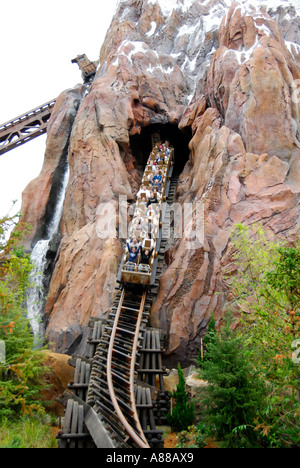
[106,288,149,448]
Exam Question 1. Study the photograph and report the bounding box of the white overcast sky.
[0,0,118,219]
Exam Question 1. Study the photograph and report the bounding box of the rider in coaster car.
[137,185,151,199]
[128,237,141,249]
[138,248,154,272]
[147,192,158,207]
[152,169,162,191]
[152,187,161,201]
[126,242,141,270]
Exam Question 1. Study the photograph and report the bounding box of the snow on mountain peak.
[110,0,300,105]
[146,0,300,17]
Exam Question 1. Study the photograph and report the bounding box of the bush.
[200,314,266,448]
[225,223,300,447]
[167,363,195,432]
[176,423,208,448]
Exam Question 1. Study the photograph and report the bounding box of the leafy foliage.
[225,223,300,447]
[0,212,50,421]
[167,363,195,432]
[199,313,266,448]
[176,423,208,448]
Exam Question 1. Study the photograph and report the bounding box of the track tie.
[111,371,131,387]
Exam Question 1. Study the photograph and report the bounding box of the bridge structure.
[0,54,96,157]
[0,99,56,156]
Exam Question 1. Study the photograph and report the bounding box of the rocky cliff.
[21,0,300,365]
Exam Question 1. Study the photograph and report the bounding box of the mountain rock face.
[21,0,300,364]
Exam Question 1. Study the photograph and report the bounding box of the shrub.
[200,313,266,448]
[176,422,208,448]
[167,363,195,432]
[226,223,300,447]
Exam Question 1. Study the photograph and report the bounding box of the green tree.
[167,363,195,432]
[200,313,266,448]
[266,245,300,329]
[0,212,50,421]
[226,223,300,447]
[0,213,34,358]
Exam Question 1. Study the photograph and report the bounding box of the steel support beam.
[0,99,56,156]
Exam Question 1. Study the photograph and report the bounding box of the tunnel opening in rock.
[129,123,191,175]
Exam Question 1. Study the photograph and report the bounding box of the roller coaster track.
[57,167,180,449]
[0,55,95,156]
[86,288,154,448]
[105,288,149,448]
[0,99,56,156]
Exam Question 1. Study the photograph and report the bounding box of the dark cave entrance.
[129,123,192,175]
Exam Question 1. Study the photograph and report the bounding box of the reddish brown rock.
[41,351,74,416]
[152,1,300,362]
[21,86,86,250]
[205,2,300,159]
[151,120,300,365]
[45,227,122,353]
[19,0,300,362]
